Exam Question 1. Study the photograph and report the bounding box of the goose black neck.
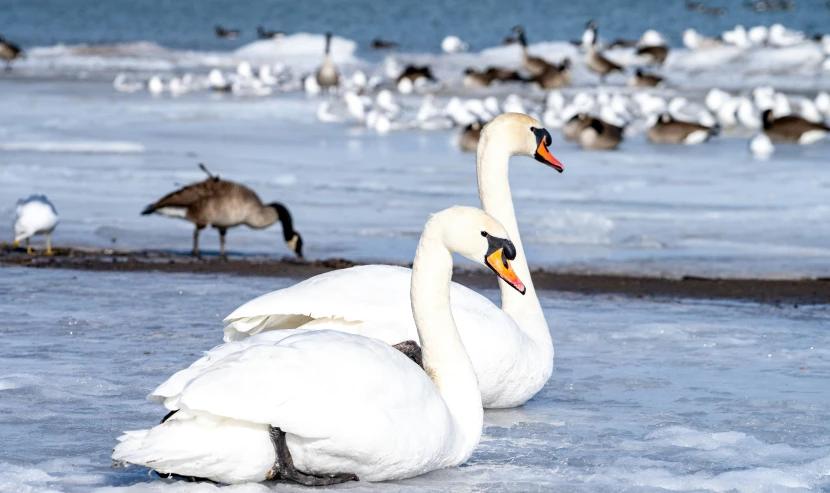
[518,32,527,47]
[269,202,296,241]
[324,32,332,54]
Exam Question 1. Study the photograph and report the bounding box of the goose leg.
[192,226,204,258]
[45,234,53,255]
[217,227,227,261]
[266,426,358,486]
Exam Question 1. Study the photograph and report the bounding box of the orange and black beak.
[483,233,526,295]
[531,127,563,173]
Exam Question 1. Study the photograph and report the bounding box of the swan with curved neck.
[223,112,563,408]
[112,206,525,484]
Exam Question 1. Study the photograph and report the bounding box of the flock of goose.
[104,20,830,160]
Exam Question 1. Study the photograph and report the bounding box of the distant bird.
[582,20,598,49]
[370,38,398,50]
[215,25,240,39]
[686,1,708,11]
[629,68,663,88]
[13,195,58,255]
[512,26,552,77]
[531,59,571,89]
[440,35,468,53]
[749,133,775,158]
[762,109,830,144]
[257,26,285,39]
[486,66,525,82]
[637,45,669,65]
[562,113,594,141]
[584,22,623,82]
[607,39,638,49]
[579,117,624,150]
[0,35,22,71]
[141,164,303,260]
[462,68,495,88]
[315,32,339,90]
[459,121,483,152]
[647,113,718,145]
[706,6,726,15]
[396,65,435,84]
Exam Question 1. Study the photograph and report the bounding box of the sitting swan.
[112,206,526,485]
[223,113,563,409]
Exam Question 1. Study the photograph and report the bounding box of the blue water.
[2,0,829,53]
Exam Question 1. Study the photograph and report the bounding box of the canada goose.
[562,113,594,141]
[370,38,398,50]
[257,26,285,39]
[486,66,525,82]
[579,117,624,150]
[647,113,718,145]
[12,195,58,255]
[459,121,483,152]
[636,45,669,65]
[512,26,552,77]
[315,32,339,90]
[532,59,571,89]
[585,32,623,83]
[141,164,303,260]
[214,25,240,39]
[0,35,22,71]
[463,68,495,88]
[396,65,435,84]
[762,109,830,144]
[629,68,663,88]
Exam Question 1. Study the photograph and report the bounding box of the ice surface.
[0,267,828,492]
[2,78,829,278]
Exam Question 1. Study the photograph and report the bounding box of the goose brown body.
[762,109,830,143]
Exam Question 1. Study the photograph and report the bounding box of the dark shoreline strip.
[1,246,828,305]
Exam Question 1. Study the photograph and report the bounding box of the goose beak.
[534,140,564,173]
[485,248,526,295]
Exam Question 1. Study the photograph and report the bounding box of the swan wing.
[156,330,447,441]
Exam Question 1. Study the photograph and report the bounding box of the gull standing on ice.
[13,195,59,255]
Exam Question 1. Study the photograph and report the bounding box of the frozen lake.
[2,78,830,279]
[0,266,828,492]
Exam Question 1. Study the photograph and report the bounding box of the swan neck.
[476,131,551,349]
[411,231,482,451]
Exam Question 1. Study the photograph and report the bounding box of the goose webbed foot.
[266,426,358,486]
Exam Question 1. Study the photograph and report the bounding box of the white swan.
[223,113,563,409]
[13,195,59,255]
[112,206,526,485]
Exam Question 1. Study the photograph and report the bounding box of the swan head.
[429,206,526,294]
[480,113,563,172]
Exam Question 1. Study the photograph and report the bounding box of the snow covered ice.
[0,267,828,492]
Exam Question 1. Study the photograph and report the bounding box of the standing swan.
[112,206,526,485]
[223,113,563,408]
[141,164,303,259]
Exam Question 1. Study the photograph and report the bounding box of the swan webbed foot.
[266,426,359,486]
[393,340,424,369]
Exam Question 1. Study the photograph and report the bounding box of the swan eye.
[529,126,537,133]
[481,231,489,237]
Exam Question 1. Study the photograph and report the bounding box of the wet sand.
[1,244,828,305]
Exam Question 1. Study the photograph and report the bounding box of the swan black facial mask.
[481,232,526,295]
[530,127,564,173]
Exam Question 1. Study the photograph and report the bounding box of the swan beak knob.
[485,248,526,295]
